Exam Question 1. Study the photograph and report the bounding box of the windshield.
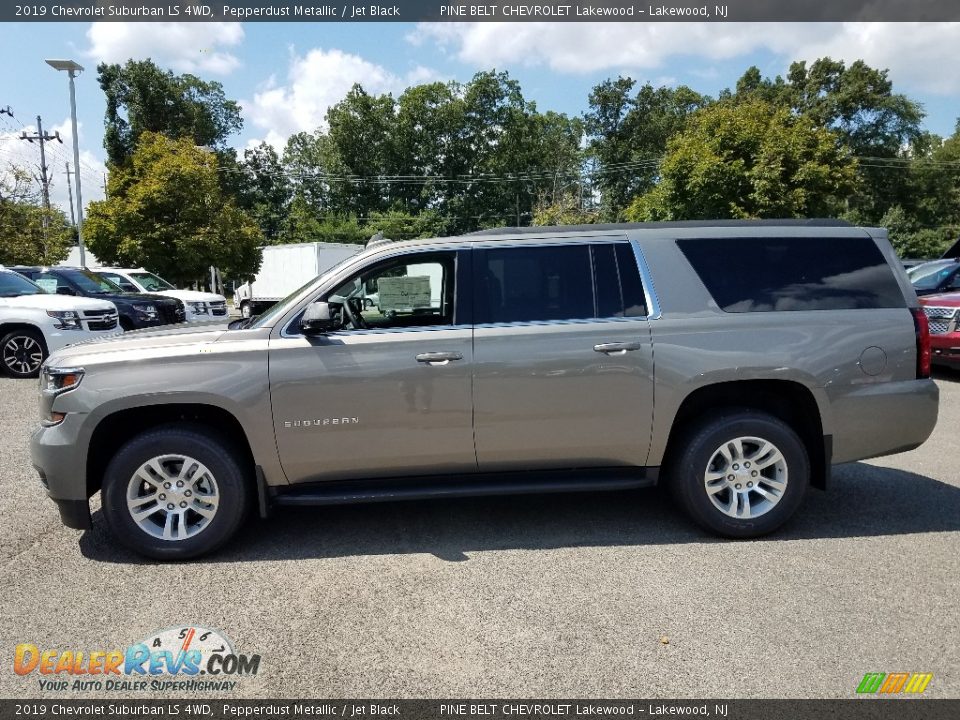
[62,268,124,294]
[130,271,176,291]
[0,271,44,297]
[909,261,956,290]
[247,253,363,329]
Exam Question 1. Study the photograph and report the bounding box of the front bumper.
[30,413,92,530]
[930,334,960,366]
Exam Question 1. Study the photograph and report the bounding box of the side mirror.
[301,302,337,335]
[55,286,75,296]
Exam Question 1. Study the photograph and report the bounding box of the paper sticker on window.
[377,276,432,311]
[35,279,59,293]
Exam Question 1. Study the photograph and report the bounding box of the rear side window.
[677,236,905,312]
[474,242,647,324]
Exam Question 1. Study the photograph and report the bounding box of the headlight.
[133,303,158,319]
[46,310,83,330]
[188,302,209,314]
[40,366,84,425]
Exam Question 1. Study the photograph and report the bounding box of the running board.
[270,469,657,509]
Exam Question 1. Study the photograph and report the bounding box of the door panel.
[473,320,653,469]
[471,240,655,470]
[270,328,476,483]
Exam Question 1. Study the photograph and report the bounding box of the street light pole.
[46,59,86,267]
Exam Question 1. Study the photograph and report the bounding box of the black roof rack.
[466,218,853,237]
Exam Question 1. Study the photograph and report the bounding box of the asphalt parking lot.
[0,370,958,699]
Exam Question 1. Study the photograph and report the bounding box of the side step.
[270,469,657,509]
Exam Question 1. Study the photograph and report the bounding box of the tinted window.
[475,243,646,324]
[677,237,905,312]
[0,271,43,297]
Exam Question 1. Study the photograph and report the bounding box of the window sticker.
[376,276,433,311]
[35,279,59,293]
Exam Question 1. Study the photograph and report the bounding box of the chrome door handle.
[416,351,463,365]
[593,342,643,355]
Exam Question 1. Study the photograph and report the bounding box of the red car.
[919,292,960,368]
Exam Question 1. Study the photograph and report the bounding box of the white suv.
[0,267,120,378]
[96,267,228,322]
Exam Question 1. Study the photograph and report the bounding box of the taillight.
[911,308,931,379]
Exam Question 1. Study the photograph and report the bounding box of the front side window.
[321,252,456,331]
[0,271,43,297]
[61,269,122,294]
[99,273,139,292]
[474,242,646,324]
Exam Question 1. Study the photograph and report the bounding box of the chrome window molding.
[630,240,662,320]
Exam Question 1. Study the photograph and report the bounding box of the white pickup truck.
[0,266,120,378]
[96,267,228,323]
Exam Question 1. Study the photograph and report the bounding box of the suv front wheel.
[669,410,809,538]
[101,425,251,559]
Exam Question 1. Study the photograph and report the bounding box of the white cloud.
[411,21,960,95]
[0,118,106,217]
[242,47,439,149]
[85,22,244,75]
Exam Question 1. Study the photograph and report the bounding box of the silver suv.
[31,220,939,559]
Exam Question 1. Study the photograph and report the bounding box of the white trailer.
[233,242,362,318]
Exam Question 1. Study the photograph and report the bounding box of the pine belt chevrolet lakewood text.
[31,220,939,559]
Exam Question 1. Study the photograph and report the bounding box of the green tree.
[98,59,243,166]
[236,142,291,243]
[585,78,709,218]
[84,133,263,282]
[626,99,857,221]
[0,164,73,265]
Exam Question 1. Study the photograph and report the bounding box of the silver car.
[31,220,939,559]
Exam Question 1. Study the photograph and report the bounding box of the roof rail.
[467,218,853,236]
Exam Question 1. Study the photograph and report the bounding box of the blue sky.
[1,21,958,215]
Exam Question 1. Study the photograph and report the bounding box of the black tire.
[119,316,135,331]
[1,328,47,378]
[668,410,809,538]
[101,424,252,560]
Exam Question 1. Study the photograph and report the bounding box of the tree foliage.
[84,133,263,282]
[0,164,73,265]
[626,99,857,221]
[98,59,243,166]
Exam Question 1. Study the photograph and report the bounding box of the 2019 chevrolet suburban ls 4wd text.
[30,220,939,559]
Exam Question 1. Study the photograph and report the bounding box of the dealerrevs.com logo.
[14,625,260,692]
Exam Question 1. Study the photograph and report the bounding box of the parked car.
[907,258,960,296]
[0,266,119,378]
[234,242,361,319]
[11,266,185,331]
[95,267,227,323]
[32,220,938,559]
[918,292,960,368]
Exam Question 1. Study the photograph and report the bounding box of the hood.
[0,293,115,312]
[155,289,226,304]
[46,321,229,366]
[99,292,181,305]
[919,292,960,307]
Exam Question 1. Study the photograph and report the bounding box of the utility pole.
[64,162,76,227]
[19,115,63,248]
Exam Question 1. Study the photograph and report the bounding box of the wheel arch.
[660,379,830,490]
[86,402,256,499]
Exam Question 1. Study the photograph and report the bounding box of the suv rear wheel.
[101,425,251,559]
[669,410,809,538]
[1,328,46,378]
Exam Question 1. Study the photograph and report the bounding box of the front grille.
[87,317,118,331]
[210,302,227,316]
[82,309,113,317]
[922,306,958,335]
[158,302,186,325]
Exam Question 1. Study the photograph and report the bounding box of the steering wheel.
[341,297,368,330]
